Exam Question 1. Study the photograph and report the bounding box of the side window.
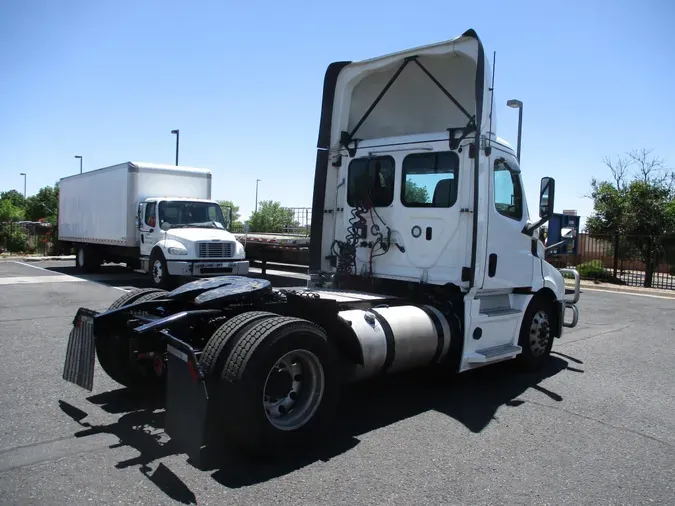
[347,156,395,207]
[144,202,157,227]
[493,159,523,221]
[401,151,459,207]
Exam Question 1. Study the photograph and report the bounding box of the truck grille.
[197,241,234,258]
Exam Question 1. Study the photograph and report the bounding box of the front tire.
[517,297,556,371]
[218,316,340,457]
[149,250,174,289]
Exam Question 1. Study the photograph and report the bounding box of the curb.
[0,255,75,262]
[565,280,675,299]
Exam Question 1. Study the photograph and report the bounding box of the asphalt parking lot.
[0,260,674,505]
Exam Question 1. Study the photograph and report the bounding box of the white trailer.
[62,29,581,463]
[58,162,249,287]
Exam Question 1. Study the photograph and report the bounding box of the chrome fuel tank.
[338,305,452,382]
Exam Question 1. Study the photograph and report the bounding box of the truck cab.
[308,29,579,370]
[137,197,248,288]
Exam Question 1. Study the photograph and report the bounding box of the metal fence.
[231,207,312,236]
[0,221,56,256]
[548,233,675,290]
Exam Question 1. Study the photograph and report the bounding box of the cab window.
[493,159,523,221]
[401,151,459,207]
[347,156,395,207]
[144,202,157,227]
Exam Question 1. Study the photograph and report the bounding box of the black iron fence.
[0,221,57,256]
[548,233,675,290]
[230,207,312,235]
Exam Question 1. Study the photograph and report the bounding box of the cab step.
[479,307,521,317]
[466,344,522,364]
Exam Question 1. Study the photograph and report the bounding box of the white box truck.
[58,161,249,288]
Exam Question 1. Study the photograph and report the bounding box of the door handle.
[488,254,497,277]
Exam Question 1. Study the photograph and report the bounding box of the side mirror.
[539,177,555,218]
[160,222,171,232]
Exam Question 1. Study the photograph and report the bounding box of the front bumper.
[559,268,580,329]
[167,259,249,277]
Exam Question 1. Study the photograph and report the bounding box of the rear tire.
[217,316,340,457]
[95,289,169,389]
[200,311,279,380]
[75,245,102,273]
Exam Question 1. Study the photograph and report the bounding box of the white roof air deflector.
[331,29,493,156]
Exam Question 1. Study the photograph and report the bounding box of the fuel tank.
[337,305,452,382]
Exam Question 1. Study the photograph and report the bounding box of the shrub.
[0,229,30,253]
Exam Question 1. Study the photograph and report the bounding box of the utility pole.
[74,155,83,174]
[171,129,180,165]
[20,172,26,199]
[255,179,261,213]
[506,99,523,162]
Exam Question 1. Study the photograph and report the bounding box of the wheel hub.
[529,310,551,357]
[262,349,325,431]
[152,260,163,283]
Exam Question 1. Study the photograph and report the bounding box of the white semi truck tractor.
[62,29,580,464]
[57,162,249,288]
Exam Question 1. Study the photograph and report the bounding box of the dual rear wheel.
[200,312,340,456]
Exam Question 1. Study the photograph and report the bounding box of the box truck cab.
[137,196,248,287]
[58,162,249,288]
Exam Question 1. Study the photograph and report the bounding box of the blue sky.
[1,0,673,226]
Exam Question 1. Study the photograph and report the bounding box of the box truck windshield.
[158,201,226,229]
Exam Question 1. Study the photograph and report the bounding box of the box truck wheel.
[95,289,169,389]
[149,250,175,289]
[217,316,340,457]
[75,245,101,273]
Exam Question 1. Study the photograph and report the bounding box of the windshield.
[158,201,227,229]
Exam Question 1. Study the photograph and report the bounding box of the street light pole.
[74,155,83,174]
[506,99,523,162]
[20,173,26,199]
[255,179,261,213]
[171,129,179,165]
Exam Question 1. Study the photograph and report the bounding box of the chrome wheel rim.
[152,259,163,284]
[529,310,551,356]
[263,349,325,431]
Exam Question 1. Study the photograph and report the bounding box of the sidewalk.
[565,278,675,298]
[0,254,75,262]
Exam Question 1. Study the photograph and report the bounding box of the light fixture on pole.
[171,129,180,165]
[20,173,26,199]
[506,99,523,162]
[74,155,83,174]
[255,179,261,213]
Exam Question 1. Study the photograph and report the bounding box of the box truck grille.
[198,241,234,258]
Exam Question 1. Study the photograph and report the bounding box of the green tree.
[216,199,242,229]
[24,184,59,222]
[247,200,299,233]
[0,199,25,222]
[404,180,430,203]
[0,190,26,210]
[585,149,675,287]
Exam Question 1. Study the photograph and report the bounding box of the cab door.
[482,150,534,290]
[138,201,159,257]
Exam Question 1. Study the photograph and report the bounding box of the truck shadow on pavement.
[58,353,581,501]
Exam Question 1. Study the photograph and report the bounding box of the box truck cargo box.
[58,162,248,287]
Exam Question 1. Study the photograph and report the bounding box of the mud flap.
[164,344,209,468]
[62,308,98,391]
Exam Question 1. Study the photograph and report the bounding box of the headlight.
[235,241,245,257]
[168,246,188,255]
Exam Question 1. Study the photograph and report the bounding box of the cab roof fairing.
[327,29,494,156]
